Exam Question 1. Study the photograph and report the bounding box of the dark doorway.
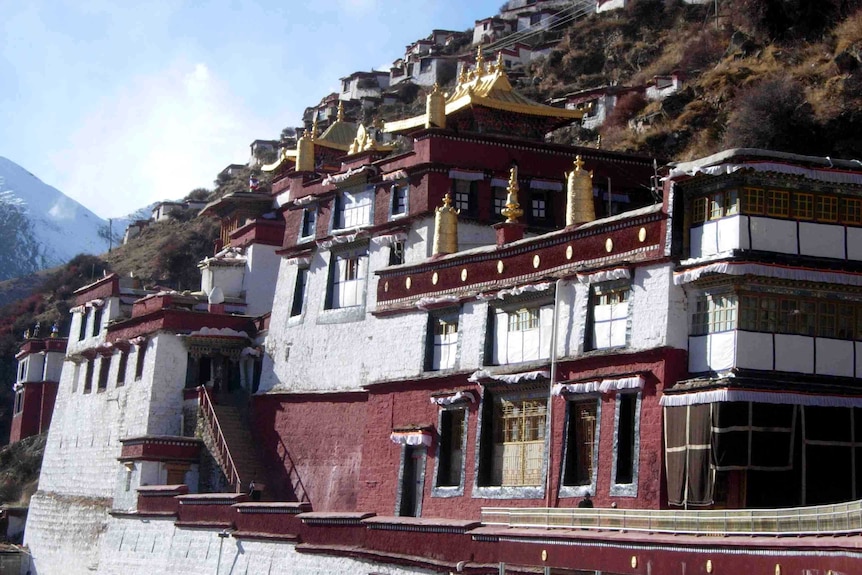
[399,446,424,517]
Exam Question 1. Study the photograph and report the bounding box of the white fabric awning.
[577,267,630,285]
[476,282,552,301]
[660,388,862,408]
[468,369,549,384]
[382,169,409,182]
[553,375,644,396]
[371,232,408,247]
[448,169,484,181]
[674,261,862,287]
[285,256,312,267]
[390,431,432,446]
[430,391,477,407]
[530,179,563,191]
[490,178,509,188]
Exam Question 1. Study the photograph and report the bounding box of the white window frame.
[333,186,374,231]
[427,312,459,371]
[589,283,631,350]
[390,183,409,219]
[610,391,641,497]
[491,304,554,365]
[327,247,368,310]
[299,207,317,240]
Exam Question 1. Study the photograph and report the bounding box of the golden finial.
[311,116,319,140]
[458,63,468,85]
[496,51,504,73]
[336,101,344,122]
[501,166,524,223]
[596,134,602,149]
[431,82,440,95]
[426,82,446,129]
[574,155,585,171]
[475,46,485,75]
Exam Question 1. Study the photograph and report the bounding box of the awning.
[448,169,484,181]
[673,261,862,287]
[553,375,644,396]
[430,390,477,407]
[390,430,432,447]
[529,179,563,191]
[468,369,549,384]
[660,388,862,408]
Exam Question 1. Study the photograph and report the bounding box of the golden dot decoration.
[638,227,647,242]
[497,260,504,274]
[775,565,781,575]
[541,549,547,562]
[706,559,713,574]
[405,277,412,290]
[432,272,439,285]
[631,556,637,568]
[384,281,389,293]
[461,268,468,282]
[566,245,573,260]
[605,237,614,253]
[533,254,541,269]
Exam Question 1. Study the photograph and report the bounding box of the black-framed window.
[436,408,467,488]
[84,359,94,394]
[389,240,405,266]
[452,180,478,218]
[615,393,637,484]
[92,307,103,337]
[135,343,147,380]
[117,350,128,386]
[562,398,599,487]
[98,356,110,391]
[300,208,317,239]
[530,190,551,223]
[291,267,309,317]
[333,186,373,230]
[391,184,408,218]
[492,186,507,217]
[78,311,87,341]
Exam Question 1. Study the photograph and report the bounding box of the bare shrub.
[605,91,648,128]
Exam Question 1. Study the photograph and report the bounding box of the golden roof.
[261,148,297,172]
[385,49,583,134]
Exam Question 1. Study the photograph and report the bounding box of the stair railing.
[198,385,242,492]
[276,435,311,504]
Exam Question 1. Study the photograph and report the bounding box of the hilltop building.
[20,50,862,575]
[10,333,65,444]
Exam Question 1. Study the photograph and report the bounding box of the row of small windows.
[73,345,145,394]
[425,286,632,372]
[435,392,638,492]
[692,188,862,225]
[298,178,555,242]
[692,292,862,340]
[77,307,104,342]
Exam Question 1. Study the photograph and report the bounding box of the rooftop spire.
[501,166,524,223]
[336,101,344,122]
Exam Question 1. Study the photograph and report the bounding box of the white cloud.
[50,60,267,217]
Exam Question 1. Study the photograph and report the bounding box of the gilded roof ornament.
[310,116,319,140]
[475,46,485,74]
[348,123,376,155]
[501,166,524,223]
[433,193,459,255]
[336,101,345,122]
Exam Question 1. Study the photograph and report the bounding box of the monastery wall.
[96,515,436,575]
[243,243,281,317]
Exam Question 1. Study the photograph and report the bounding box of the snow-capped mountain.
[0,156,108,281]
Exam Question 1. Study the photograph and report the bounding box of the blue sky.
[0,0,502,218]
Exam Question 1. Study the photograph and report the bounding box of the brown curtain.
[664,404,713,506]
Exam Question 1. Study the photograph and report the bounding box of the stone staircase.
[198,386,265,495]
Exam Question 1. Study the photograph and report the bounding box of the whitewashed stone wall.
[97,515,436,575]
[244,243,281,317]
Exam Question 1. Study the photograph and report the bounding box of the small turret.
[566,155,595,227]
[501,165,523,223]
[432,193,459,256]
[425,83,446,129]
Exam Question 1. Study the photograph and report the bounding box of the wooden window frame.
[767,189,790,217]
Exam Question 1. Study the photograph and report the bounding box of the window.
[426,313,459,371]
[92,307,103,337]
[741,188,765,215]
[488,397,547,486]
[492,186,507,216]
[419,58,431,72]
[531,191,549,222]
[326,247,368,309]
[562,399,598,487]
[840,198,862,225]
[17,361,25,383]
[767,190,790,217]
[793,193,815,220]
[78,311,87,341]
[588,285,630,349]
[13,390,23,415]
[709,192,724,220]
[452,180,478,218]
[290,268,308,318]
[737,293,862,340]
[614,393,638,485]
[300,208,317,239]
[389,240,405,266]
[84,359,94,393]
[117,350,128,386]
[98,356,110,391]
[817,195,838,222]
[692,293,738,335]
[491,304,553,364]
[390,184,408,218]
[333,187,373,230]
[135,343,147,380]
[436,408,467,488]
